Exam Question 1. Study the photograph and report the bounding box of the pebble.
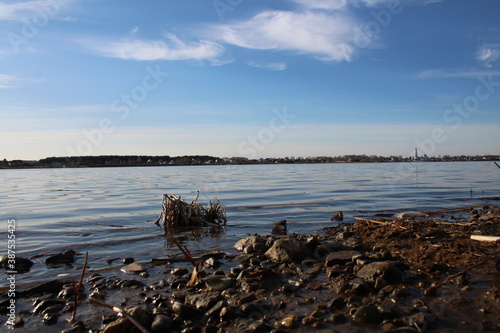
[120,262,147,274]
[151,314,173,333]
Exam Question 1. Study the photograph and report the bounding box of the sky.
[1,0,499,160]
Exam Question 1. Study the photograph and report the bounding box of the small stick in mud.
[424,256,496,296]
[89,298,151,333]
[71,251,88,323]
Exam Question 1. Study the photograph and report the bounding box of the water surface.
[1,161,499,285]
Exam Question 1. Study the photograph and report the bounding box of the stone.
[356,261,402,285]
[45,250,77,264]
[5,314,24,327]
[123,257,135,264]
[331,211,343,221]
[42,313,58,325]
[120,262,147,274]
[20,279,68,297]
[235,235,265,251]
[151,314,173,333]
[352,304,383,325]
[325,251,361,266]
[185,292,221,311]
[265,238,310,263]
[271,220,287,235]
[0,256,34,272]
[203,276,234,291]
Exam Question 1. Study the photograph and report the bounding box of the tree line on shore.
[1,154,499,169]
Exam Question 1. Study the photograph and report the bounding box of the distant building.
[413,148,418,160]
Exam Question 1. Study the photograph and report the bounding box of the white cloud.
[247,61,287,71]
[417,69,500,79]
[208,10,358,62]
[81,33,228,64]
[0,0,74,21]
[0,73,42,88]
[476,43,500,68]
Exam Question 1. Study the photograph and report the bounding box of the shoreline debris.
[155,192,226,232]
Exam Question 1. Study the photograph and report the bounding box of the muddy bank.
[2,207,499,332]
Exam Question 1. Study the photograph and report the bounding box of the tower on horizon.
[414,148,418,160]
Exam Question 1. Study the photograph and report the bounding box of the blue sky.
[1,0,499,160]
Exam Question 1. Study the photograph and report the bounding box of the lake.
[1,161,499,285]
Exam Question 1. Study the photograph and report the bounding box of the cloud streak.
[81,33,228,64]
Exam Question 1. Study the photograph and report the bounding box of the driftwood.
[470,235,500,242]
[155,193,226,232]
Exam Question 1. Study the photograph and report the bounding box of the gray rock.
[356,261,402,285]
[352,304,383,325]
[265,238,310,263]
[120,262,147,274]
[271,220,287,235]
[235,235,265,251]
[151,314,173,333]
[185,292,220,311]
[325,250,361,266]
[5,314,24,327]
[33,299,65,314]
[203,276,235,291]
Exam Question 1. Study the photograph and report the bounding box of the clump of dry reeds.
[155,192,226,232]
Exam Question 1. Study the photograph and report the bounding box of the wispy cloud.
[0,0,74,21]
[476,43,500,68]
[208,10,359,62]
[81,33,228,65]
[291,0,348,10]
[417,68,500,79]
[247,61,287,71]
[0,73,42,88]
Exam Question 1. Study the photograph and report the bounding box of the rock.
[62,321,86,333]
[120,279,146,288]
[171,267,189,276]
[20,279,68,297]
[45,250,77,264]
[151,314,173,333]
[328,313,346,324]
[331,211,343,222]
[121,262,147,274]
[325,250,361,266]
[235,235,264,251]
[172,302,199,318]
[185,292,221,311]
[265,238,310,263]
[204,257,221,269]
[352,304,383,325]
[271,220,287,235]
[5,314,24,327]
[0,256,34,272]
[349,278,371,295]
[42,313,58,325]
[281,315,297,328]
[203,276,234,291]
[123,257,135,264]
[102,317,130,333]
[356,261,402,285]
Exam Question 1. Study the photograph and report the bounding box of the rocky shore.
[2,207,499,332]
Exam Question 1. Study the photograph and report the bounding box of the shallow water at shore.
[1,161,499,285]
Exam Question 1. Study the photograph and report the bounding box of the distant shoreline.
[1,154,499,170]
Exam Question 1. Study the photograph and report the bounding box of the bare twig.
[89,298,151,333]
[424,256,495,296]
[71,251,88,323]
[355,217,407,230]
[493,161,500,169]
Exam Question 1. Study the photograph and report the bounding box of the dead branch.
[89,298,151,333]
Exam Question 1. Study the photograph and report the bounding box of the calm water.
[1,161,499,285]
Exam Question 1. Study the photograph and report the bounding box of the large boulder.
[265,238,310,263]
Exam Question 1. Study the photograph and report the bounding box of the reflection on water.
[1,161,499,285]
